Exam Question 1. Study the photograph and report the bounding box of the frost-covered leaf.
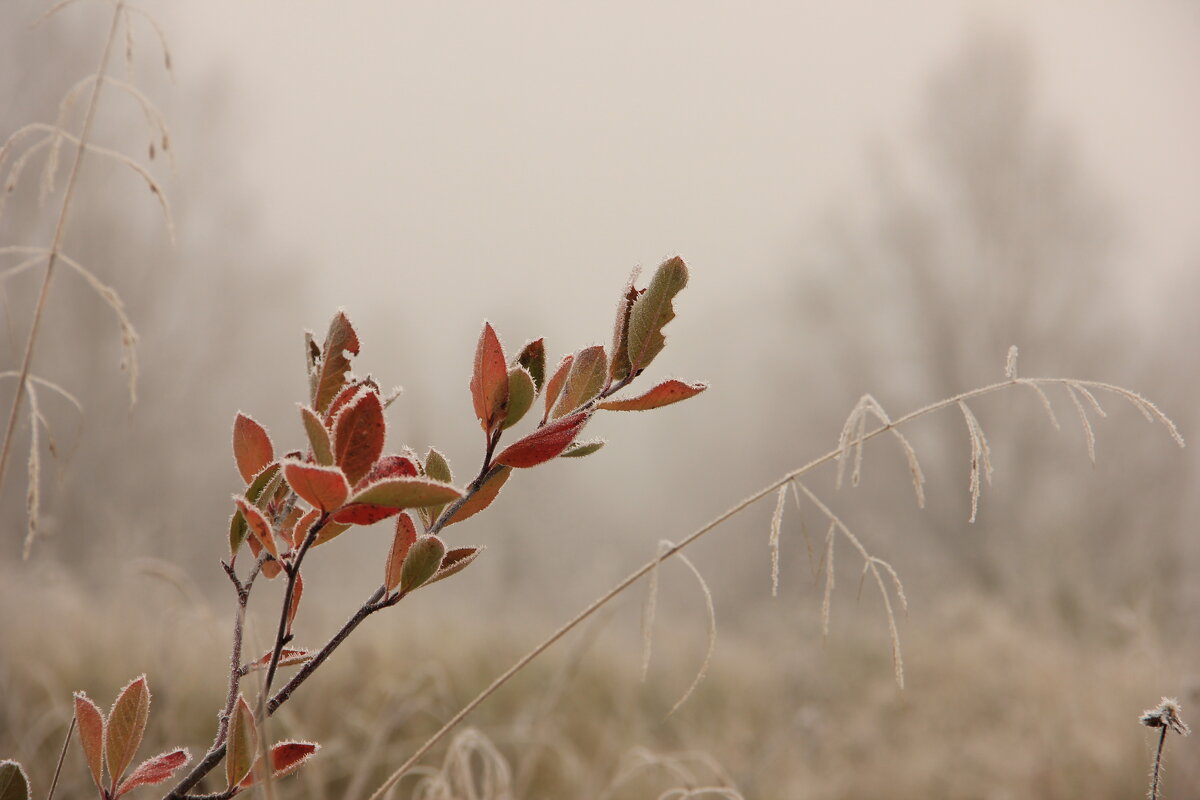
[311,519,352,545]
[627,256,687,373]
[73,693,105,790]
[443,466,511,526]
[609,271,640,383]
[113,749,189,798]
[502,367,536,430]
[401,535,446,593]
[333,389,386,487]
[559,439,605,458]
[422,447,453,525]
[426,546,483,586]
[313,311,360,414]
[244,648,313,672]
[237,742,320,788]
[226,695,257,789]
[470,322,508,432]
[553,346,607,418]
[282,461,350,512]
[330,504,401,526]
[516,338,546,394]
[234,497,279,558]
[597,379,707,411]
[233,413,274,484]
[106,675,150,789]
[385,514,418,592]
[229,463,281,557]
[286,571,303,636]
[324,377,378,426]
[346,477,463,510]
[358,454,418,487]
[541,354,573,422]
[496,411,591,468]
[299,405,333,465]
[0,761,30,800]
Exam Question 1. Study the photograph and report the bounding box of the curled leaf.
[597,379,707,411]
[426,546,483,586]
[234,497,279,559]
[238,742,320,788]
[516,338,546,393]
[609,270,640,383]
[282,461,350,512]
[233,413,274,484]
[229,463,281,557]
[243,648,314,673]
[627,256,688,374]
[286,571,304,636]
[560,439,605,458]
[495,411,591,468]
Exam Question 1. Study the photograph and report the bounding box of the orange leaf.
[244,648,313,673]
[313,311,360,414]
[443,467,511,527]
[282,461,350,512]
[225,695,257,789]
[232,413,274,484]
[385,514,418,592]
[234,497,279,559]
[286,572,303,636]
[495,411,591,468]
[238,742,320,788]
[333,389,386,487]
[469,322,509,432]
[597,380,708,411]
[106,675,150,790]
[73,693,105,791]
[114,749,190,798]
[331,504,402,526]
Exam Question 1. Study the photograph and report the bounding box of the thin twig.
[45,716,75,800]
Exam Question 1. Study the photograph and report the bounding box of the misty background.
[2,1,1199,796]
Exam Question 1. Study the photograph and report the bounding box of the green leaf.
[229,463,281,557]
[470,322,509,433]
[106,675,150,790]
[502,367,536,430]
[232,413,274,484]
[0,761,30,800]
[347,477,463,510]
[560,438,606,458]
[597,379,708,411]
[553,346,607,418]
[299,406,333,466]
[515,338,546,393]
[73,693,105,791]
[626,256,688,374]
[422,448,454,526]
[401,535,446,593]
[312,311,361,415]
[225,695,257,789]
[541,354,573,423]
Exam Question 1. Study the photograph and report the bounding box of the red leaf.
[286,571,303,636]
[114,749,190,798]
[238,742,320,788]
[282,461,350,512]
[106,675,150,790]
[385,514,418,592]
[358,454,418,488]
[541,354,573,423]
[597,380,708,411]
[331,504,402,526]
[73,693,105,791]
[333,389,386,487]
[288,508,321,548]
[470,322,509,432]
[233,413,274,484]
[313,311,361,414]
[495,411,591,468]
[234,497,279,558]
[444,466,511,526]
